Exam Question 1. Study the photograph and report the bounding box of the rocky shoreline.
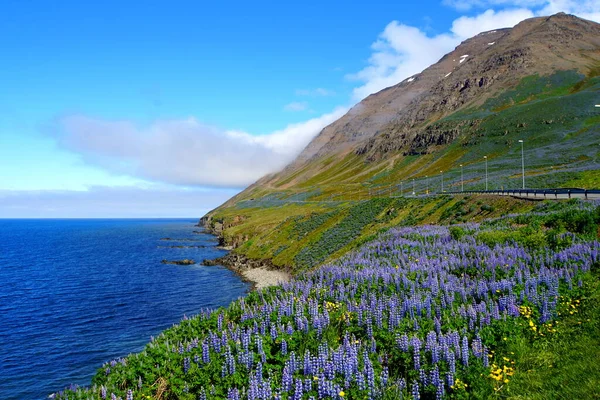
[197,218,291,290]
[202,253,290,290]
[161,258,196,265]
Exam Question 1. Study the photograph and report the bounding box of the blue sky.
[1,0,598,217]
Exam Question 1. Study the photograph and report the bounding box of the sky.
[1,0,599,217]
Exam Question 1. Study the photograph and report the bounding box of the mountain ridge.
[202,13,600,265]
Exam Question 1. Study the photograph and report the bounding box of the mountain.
[202,13,600,270]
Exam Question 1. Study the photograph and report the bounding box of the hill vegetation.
[54,200,600,399]
[53,13,600,400]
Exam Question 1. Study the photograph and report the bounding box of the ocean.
[0,219,250,400]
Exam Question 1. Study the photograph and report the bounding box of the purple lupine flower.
[380,366,389,387]
[461,336,469,367]
[446,372,454,388]
[282,363,293,392]
[398,377,406,391]
[227,387,240,400]
[304,377,313,393]
[281,339,288,356]
[483,346,489,368]
[261,377,273,399]
[183,357,190,373]
[419,368,427,386]
[397,334,409,352]
[317,375,326,398]
[248,372,260,400]
[292,378,303,400]
[100,385,107,400]
[412,381,420,400]
[202,340,210,364]
[411,337,422,370]
[357,370,366,391]
[126,389,133,400]
[363,351,375,393]
[221,363,228,378]
[218,312,223,331]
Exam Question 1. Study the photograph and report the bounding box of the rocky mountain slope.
[226,13,600,200]
[202,13,600,267]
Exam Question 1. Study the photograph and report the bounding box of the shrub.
[449,226,467,241]
[481,204,495,213]
[544,209,597,237]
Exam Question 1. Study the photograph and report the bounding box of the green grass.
[484,70,585,112]
[504,268,600,399]
[208,195,537,272]
[56,200,600,400]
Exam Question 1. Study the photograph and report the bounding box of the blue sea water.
[0,219,250,400]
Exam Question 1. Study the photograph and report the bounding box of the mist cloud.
[54,107,347,188]
[0,186,240,218]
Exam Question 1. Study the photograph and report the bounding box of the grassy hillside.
[219,69,600,208]
[205,195,536,273]
[202,69,600,272]
[55,200,600,400]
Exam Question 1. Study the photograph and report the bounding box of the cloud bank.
[349,2,600,100]
[0,186,240,218]
[54,107,348,188]
[47,0,600,197]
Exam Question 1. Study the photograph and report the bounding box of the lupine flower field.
[54,202,600,399]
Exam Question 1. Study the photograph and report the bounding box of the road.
[450,188,600,200]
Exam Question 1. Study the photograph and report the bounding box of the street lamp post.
[484,156,488,191]
[518,140,525,189]
[460,164,464,192]
[426,175,429,195]
[400,181,403,196]
[412,178,415,195]
[440,170,444,193]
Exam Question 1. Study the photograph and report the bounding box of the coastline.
[242,267,291,290]
[202,251,291,290]
[198,217,291,290]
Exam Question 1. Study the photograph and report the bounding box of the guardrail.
[447,188,600,200]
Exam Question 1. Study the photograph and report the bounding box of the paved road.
[451,189,600,200]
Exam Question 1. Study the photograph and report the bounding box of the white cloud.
[537,0,600,22]
[284,101,309,111]
[348,8,535,100]
[295,88,336,96]
[444,0,600,18]
[53,107,348,188]
[451,8,535,38]
[347,23,457,100]
[349,3,599,101]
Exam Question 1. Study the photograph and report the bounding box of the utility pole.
[412,178,415,195]
[484,156,488,191]
[518,140,525,189]
[440,171,444,193]
[460,164,464,192]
